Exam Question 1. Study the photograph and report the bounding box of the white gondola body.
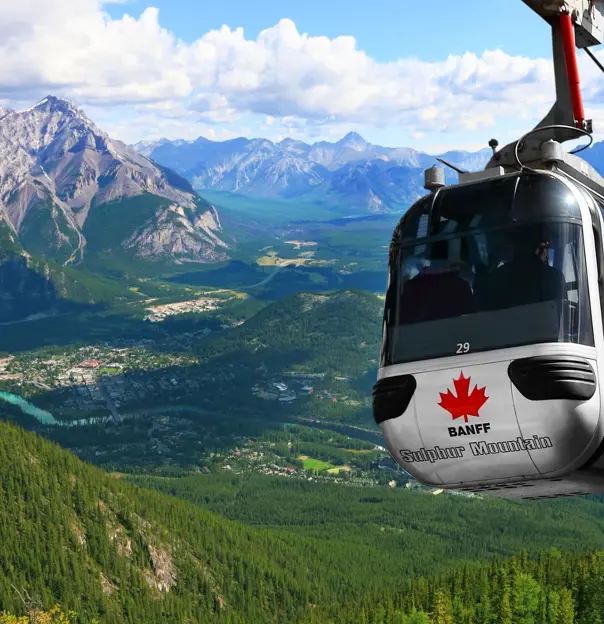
[375,171,604,498]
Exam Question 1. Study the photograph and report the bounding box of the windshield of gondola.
[381,174,594,366]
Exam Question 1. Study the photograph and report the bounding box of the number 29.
[456,342,470,354]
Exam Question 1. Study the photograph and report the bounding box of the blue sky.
[3,0,604,152]
[105,0,551,61]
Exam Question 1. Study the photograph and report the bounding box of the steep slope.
[0,97,228,266]
[306,132,387,169]
[129,470,604,624]
[0,223,59,323]
[0,419,351,623]
[136,132,493,212]
[143,136,329,199]
[308,159,434,212]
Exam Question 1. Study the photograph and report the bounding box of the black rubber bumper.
[373,374,417,425]
[508,355,596,401]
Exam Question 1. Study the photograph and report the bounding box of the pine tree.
[497,588,513,624]
[557,588,575,624]
[546,590,560,624]
[474,592,492,624]
[512,573,542,624]
[431,589,453,624]
[402,609,429,624]
[492,567,512,624]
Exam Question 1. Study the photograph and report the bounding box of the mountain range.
[2,95,602,269]
[3,95,604,276]
[0,96,228,268]
[134,132,604,213]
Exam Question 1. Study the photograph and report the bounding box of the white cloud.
[97,111,244,144]
[0,0,191,103]
[1,0,604,145]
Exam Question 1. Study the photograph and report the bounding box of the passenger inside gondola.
[478,237,567,311]
[399,239,474,324]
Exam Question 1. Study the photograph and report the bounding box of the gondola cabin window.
[381,174,594,366]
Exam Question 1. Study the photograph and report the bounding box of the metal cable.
[513,124,593,172]
[585,47,604,75]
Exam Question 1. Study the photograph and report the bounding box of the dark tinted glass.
[431,175,517,236]
[512,173,582,220]
[381,221,593,366]
[394,173,581,246]
[395,195,432,244]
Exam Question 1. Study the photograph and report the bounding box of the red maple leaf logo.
[438,371,488,423]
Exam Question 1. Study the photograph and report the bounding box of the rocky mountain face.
[0,96,228,266]
[134,132,494,212]
[135,131,604,213]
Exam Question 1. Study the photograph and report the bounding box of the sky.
[1,0,604,153]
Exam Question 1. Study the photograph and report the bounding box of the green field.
[300,456,352,475]
[326,466,352,474]
[300,456,334,472]
[98,366,120,375]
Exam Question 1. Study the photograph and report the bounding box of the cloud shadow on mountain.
[0,257,105,329]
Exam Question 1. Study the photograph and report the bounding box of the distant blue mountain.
[133,132,604,213]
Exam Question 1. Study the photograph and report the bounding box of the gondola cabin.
[374,162,604,499]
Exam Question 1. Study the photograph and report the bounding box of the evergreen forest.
[1,415,604,623]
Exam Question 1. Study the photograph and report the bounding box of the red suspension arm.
[560,10,585,128]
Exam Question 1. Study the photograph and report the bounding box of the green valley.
[3,417,604,623]
[0,290,386,483]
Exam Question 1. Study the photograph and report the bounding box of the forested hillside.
[7,411,604,623]
[0,220,135,323]
[4,548,604,623]
[327,549,604,624]
[0,419,369,623]
[198,290,383,376]
[128,471,604,578]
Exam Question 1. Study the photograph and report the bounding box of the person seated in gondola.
[399,239,475,324]
[477,237,567,311]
